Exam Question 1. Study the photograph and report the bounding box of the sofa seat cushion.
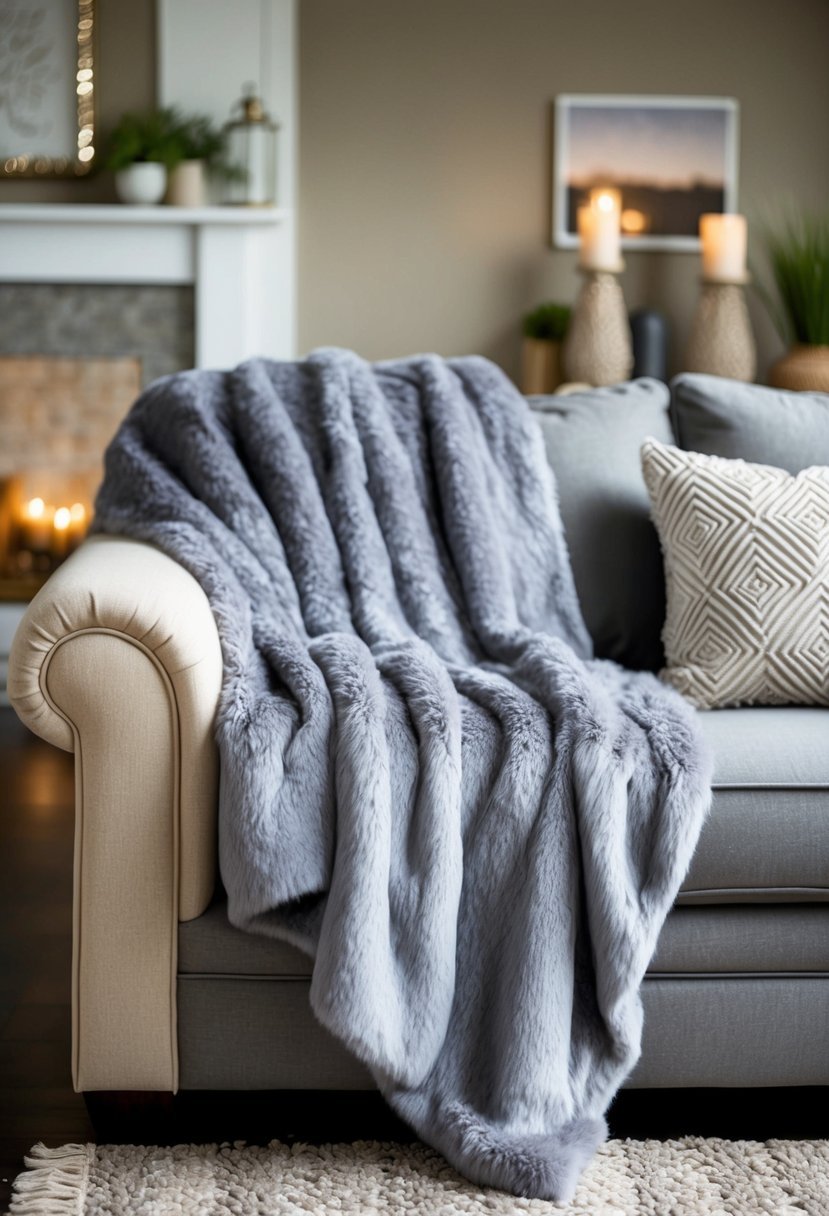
[180,901,314,978]
[180,705,829,980]
[678,707,829,902]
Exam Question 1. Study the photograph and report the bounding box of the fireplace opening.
[0,355,142,601]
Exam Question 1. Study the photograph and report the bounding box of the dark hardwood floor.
[0,707,92,1211]
[0,705,824,1210]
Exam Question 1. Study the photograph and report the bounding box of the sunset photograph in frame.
[553,95,738,251]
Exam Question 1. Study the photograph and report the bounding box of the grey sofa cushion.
[680,707,829,901]
[671,374,829,472]
[650,905,829,973]
[180,901,314,977]
[530,379,674,671]
[181,897,829,980]
[181,706,829,985]
[177,972,829,1090]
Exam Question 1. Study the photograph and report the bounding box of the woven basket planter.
[769,344,829,392]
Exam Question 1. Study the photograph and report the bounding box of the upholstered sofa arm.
[8,535,223,1091]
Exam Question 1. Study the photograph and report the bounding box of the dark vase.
[630,310,668,382]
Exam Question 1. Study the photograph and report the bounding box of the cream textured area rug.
[10,1138,829,1215]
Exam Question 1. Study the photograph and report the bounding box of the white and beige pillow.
[641,438,829,709]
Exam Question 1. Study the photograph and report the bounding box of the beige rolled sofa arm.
[8,535,223,1092]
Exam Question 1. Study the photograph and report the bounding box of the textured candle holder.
[562,269,634,387]
[684,278,756,382]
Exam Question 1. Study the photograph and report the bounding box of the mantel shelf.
[0,204,288,226]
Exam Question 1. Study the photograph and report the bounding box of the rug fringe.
[9,1143,91,1215]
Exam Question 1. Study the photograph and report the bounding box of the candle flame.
[26,497,45,519]
[70,502,86,522]
[596,193,614,213]
[54,507,71,531]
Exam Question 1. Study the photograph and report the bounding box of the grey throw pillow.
[671,374,829,473]
[531,379,674,671]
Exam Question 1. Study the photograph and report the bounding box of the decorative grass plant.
[763,212,829,346]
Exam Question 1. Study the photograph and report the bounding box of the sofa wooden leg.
[83,1091,176,1144]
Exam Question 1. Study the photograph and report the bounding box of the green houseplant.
[106,109,182,205]
[165,112,243,207]
[520,303,571,394]
[762,211,829,390]
[107,109,240,207]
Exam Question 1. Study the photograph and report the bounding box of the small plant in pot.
[762,211,829,391]
[520,303,571,394]
[106,109,180,205]
[165,112,240,207]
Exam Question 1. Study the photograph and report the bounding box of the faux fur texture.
[93,350,712,1202]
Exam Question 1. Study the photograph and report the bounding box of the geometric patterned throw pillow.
[641,437,829,709]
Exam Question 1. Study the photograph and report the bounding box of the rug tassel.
[9,1143,91,1214]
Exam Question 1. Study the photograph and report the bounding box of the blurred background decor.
[553,94,738,252]
[630,310,669,381]
[106,109,180,203]
[562,188,633,386]
[0,0,95,178]
[685,213,756,381]
[520,302,570,393]
[106,108,242,206]
[222,86,280,206]
[763,211,829,391]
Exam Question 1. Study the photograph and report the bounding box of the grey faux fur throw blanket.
[94,350,711,1202]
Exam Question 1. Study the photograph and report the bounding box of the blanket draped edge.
[93,349,711,1202]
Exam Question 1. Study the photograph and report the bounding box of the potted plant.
[106,109,180,205]
[762,211,829,390]
[165,112,238,207]
[520,303,571,394]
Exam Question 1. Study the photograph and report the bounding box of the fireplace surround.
[0,201,295,697]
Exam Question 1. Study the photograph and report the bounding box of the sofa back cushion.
[530,378,674,671]
[671,374,829,472]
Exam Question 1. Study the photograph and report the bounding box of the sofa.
[8,372,829,1103]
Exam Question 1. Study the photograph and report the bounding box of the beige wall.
[299,0,829,381]
[0,0,156,204]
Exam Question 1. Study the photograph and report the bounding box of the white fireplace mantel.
[0,203,295,369]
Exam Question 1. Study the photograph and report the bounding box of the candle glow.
[700,213,748,283]
[578,187,622,272]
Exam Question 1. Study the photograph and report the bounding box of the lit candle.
[68,502,88,552]
[52,505,72,560]
[700,213,747,282]
[19,497,52,552]
[578,188,622,272]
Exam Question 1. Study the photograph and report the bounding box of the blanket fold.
[94,349,711,1201]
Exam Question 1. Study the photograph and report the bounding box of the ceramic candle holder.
[684,277,756,382]
[562,268,633,387]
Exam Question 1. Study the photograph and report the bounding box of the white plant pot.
[166,159,207,208]
[114,162,167,206]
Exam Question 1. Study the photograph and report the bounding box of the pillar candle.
[18,497,52,552]
[578,189,622,272]
[700,213,747,282]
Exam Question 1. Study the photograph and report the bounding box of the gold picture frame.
[1,0,95,178]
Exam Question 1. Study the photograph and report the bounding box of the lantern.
[222,85,279,206]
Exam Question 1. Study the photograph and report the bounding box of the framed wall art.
[0,0,95,178]
[553,95,739,252]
